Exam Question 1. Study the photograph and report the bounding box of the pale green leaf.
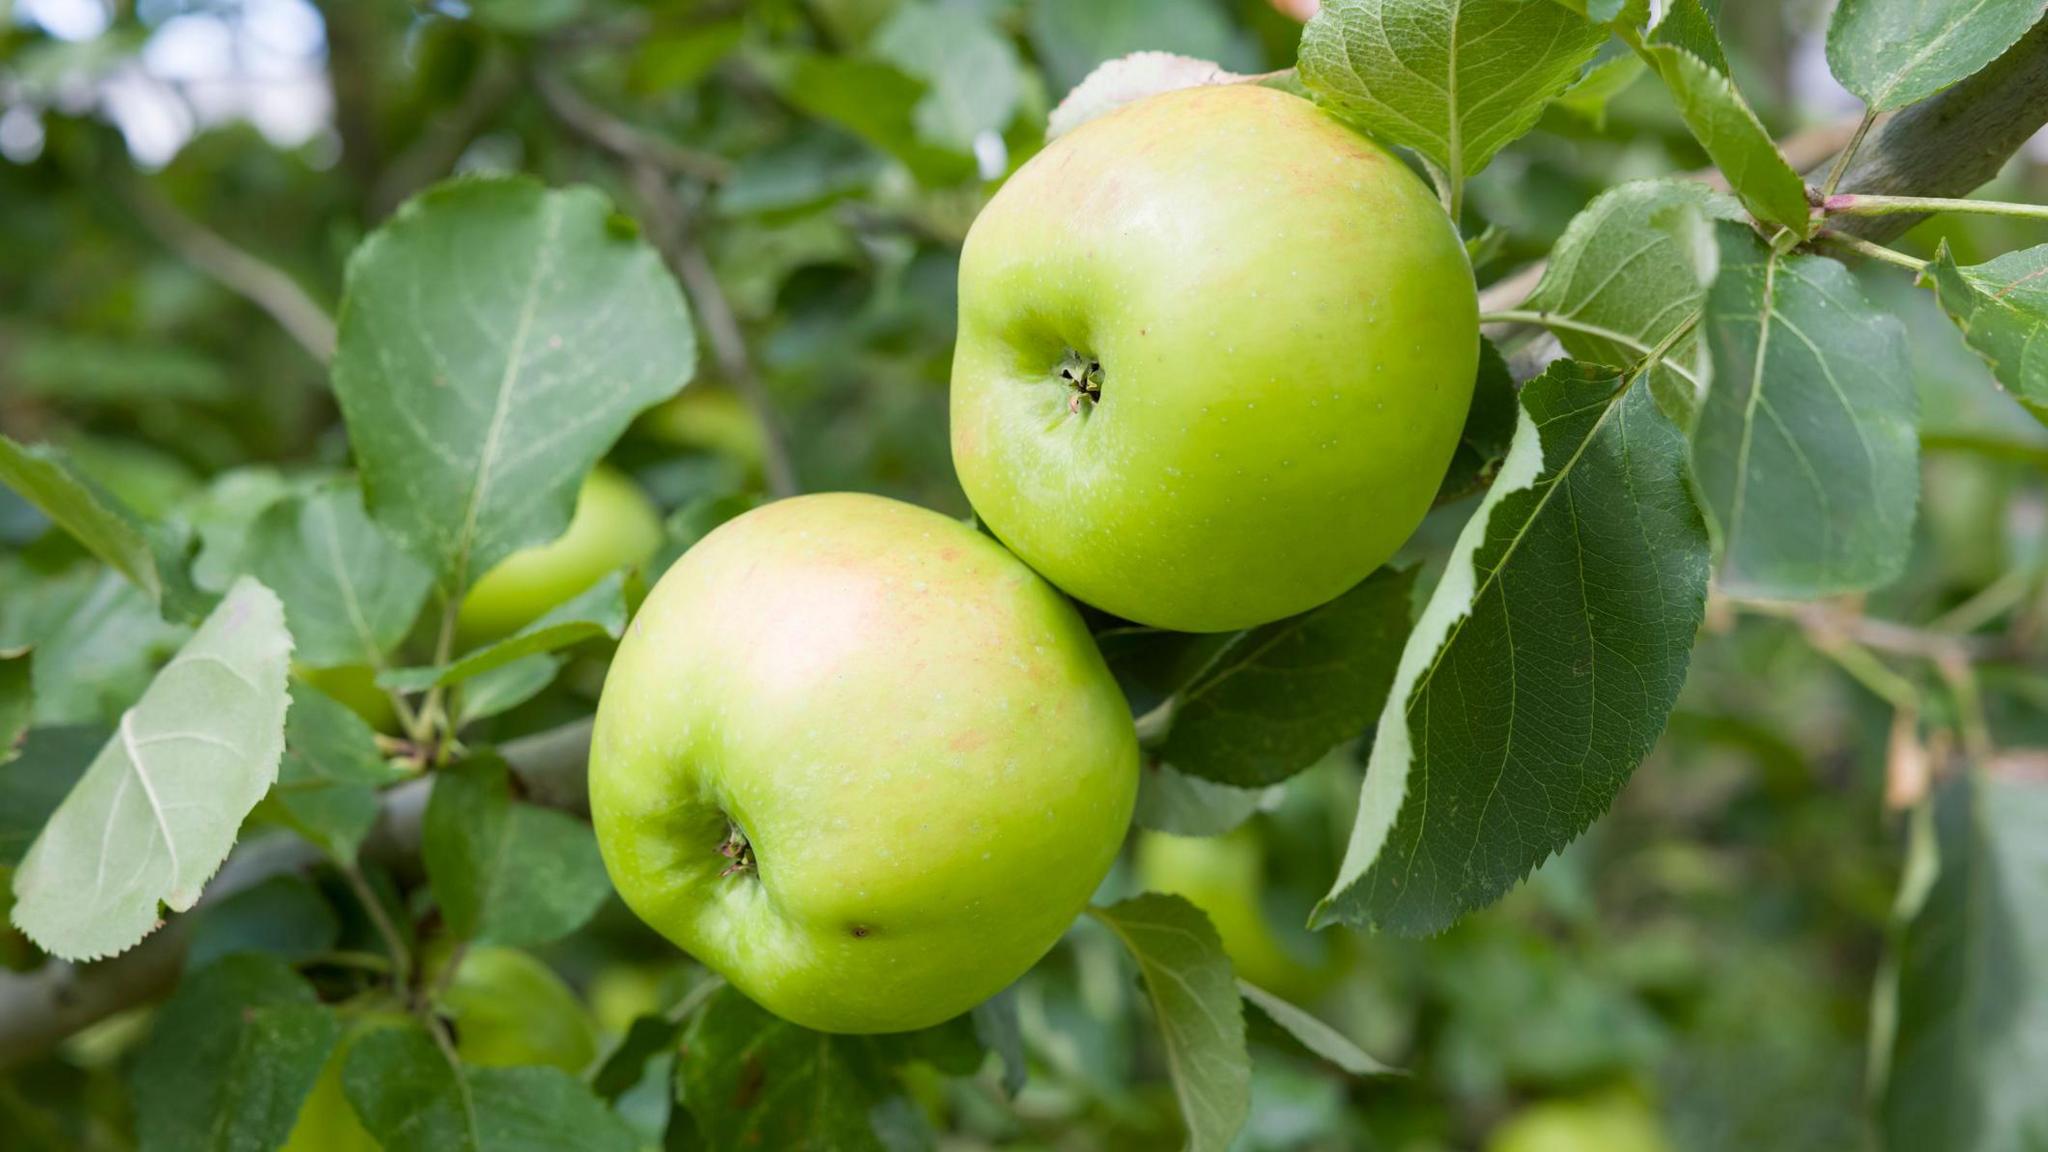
[332,177,695,596]
[1694,223,1919,597]
[1641,46,1811,238]
[130,953,341,1152]
[1883,773,2048,1150]
[453,655,563,726]
[1828,0,2047,112]
[1047,52,1246,140]
[1299,0,1606,196]
[1239,980,1399,1076]
[245,480,433,670]
[1157,567,1413,787]
[751,52,976,185]
[11,578,293,960]
[1318,363,1710,936]
[1133,763,1270,837]
[1090,894,1250,1152]
[1929,242,2048,425]
[422,753,610,946]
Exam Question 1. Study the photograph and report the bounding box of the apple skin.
[1136,828,1340,1001]
[589,492,1138,1033]
[951,83,1477,632]
[456,465,663,644]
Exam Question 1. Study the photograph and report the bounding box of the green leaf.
[383,572,626,692]
[0,434,165,605]
[1089,894,1250,1152]
[342,1023,639,1152]
[972,988,1029,1097]
[422,752,610,947]
[1028,0,1251,95]
[11,578,293,960]
[1437,337,1521,503]
[1298,0,1606,200]
[244,481,433,670]
[332,177,695,597]
[1883,772,2048,1150]
[1553,54,1646,130]
[1827,0,2047,112]
[470,0,582,34]
[872,2,1023,155]
[1133,762,1269,837]
[0,725,102,867]
[589,1013,684,1103]
[1,646,28,759]
[674,985,955,1151]
[187,468,296,595]
[186,873,340,971]
[129,953,341,1152]
[1239,981,1398,1076]
[1525,180,1739,366]
[271,682,402,861]
[19,570,189,727]
[1640,46,1811,238]
[1929,242,2048,424]
[1694,223,1919,598]
[751,52,976,186]
[453,656,563,726]
[1156,568,1414,787]
[1649,0,1728,75]
[1316,363,1710,936]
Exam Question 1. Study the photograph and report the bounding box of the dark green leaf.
[1157,567,1414,787]
[0,434,164,605]
[333,177,695,596]
[1089,894,1250,1152]
[673,987,890,1152]
[244,481,433,669]
[15,570,187,727]
[422,753,610,946]
[1317,362,1710,936]
[1883,772,2048,1151]
[186,873,340,971]
[1695,223,1919,597]
[1438,337,1521,502]
[1649,0,1728,74]
[591,1014,683,1103]
[1,647,28,759]
[0,725,103,867]
[1028,0,1251,95]
[129,953,341,1152]
[343,1023,639,1152]
[272,682,402,861]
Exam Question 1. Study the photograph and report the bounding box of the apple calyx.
[716,820,755,878]
[1057,350,1104,414]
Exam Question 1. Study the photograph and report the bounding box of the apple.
[456,465,663,644]
[589,492,1138,1033]
[1136,828,1341,1001]
[430,945,601,1073]
[636,387,768,477]
[1486,1089,1674,1152]
[951,83,1477,632]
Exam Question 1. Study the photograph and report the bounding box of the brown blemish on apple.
[849,924,872,939]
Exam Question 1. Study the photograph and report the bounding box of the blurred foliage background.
[2,0,2045,1149]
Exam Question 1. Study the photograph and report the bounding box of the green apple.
[1136,827,1340,1001]
[1486,1089,1674,1152]
[636,386,767,476]
[431,945,601,1073]
[951,83,1477,632]
[590,492,1138,1033]
[456,465,663,644]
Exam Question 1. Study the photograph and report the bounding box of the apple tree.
[2,0,2047,1149]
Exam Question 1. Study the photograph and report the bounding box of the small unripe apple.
[590,493,1138,1033]
[1487,1089,1674,1152]
[1136,828,1341,1000]
[280,1011,409,1152]
[456,466,663,644]
[952,83,1476,632]
[433,946,600,1073]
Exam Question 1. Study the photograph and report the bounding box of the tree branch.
[123,182,337,365]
